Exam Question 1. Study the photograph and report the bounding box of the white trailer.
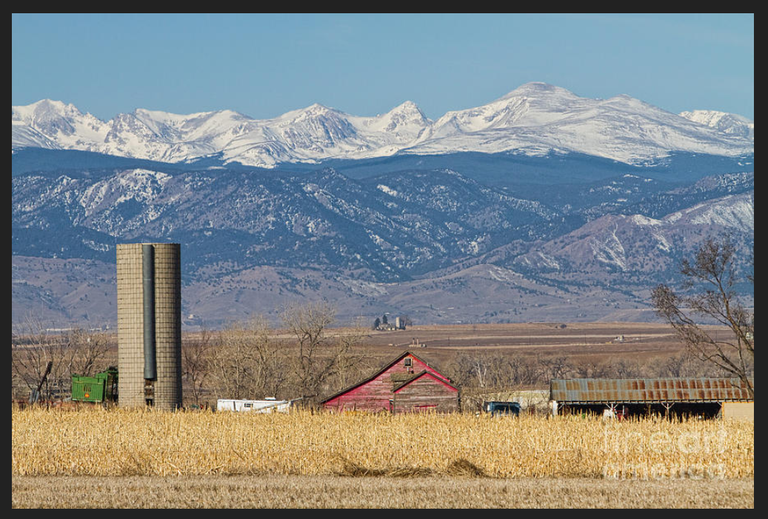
[216,398,291,413]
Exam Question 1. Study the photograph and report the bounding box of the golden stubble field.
[12,405,754,508]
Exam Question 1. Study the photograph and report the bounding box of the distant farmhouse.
[373,315,407,331]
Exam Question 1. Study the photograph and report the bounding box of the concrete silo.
[116,243,182,410]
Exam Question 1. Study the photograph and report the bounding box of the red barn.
[321,351,459,413]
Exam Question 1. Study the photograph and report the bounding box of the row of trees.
[11,301,370,407]
[11,320,114,402]
[179,302,371,407]
[445,350,728,393]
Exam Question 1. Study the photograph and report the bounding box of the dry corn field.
[12,405,753,480]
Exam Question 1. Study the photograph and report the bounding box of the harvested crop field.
[12,405,753,508]
[12,474,754,508]
[358,321,692,364]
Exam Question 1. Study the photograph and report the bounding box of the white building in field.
[216,398,291,413]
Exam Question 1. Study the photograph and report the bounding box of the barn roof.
[393,370,458,393]
[550,377,753,404]
[320,350,450,404]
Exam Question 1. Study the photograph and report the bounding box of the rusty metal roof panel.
[550,378,752,403]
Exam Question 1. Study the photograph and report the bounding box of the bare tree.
[657,351,708,378]
[209,316,285,400]
[182,327,213,407]
[12,317,116,402]
[539,355,571,381]
[327,316,369,392]
[280,301,359,404]
[444,353,478,389]
[472,355,492,389]
[571,359,611,379]
[65,326,112,378]
[652,235,754,398]
[12,316,68,401]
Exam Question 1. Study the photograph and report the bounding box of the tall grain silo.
[116,243,182,410]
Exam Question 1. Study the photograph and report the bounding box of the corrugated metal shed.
[550,378,753,404]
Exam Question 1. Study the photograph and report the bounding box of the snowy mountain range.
[12,82,753,169]
[11,83,754,327]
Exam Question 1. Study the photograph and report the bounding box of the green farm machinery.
[71,367,118,404]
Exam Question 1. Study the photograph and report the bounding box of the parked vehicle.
[483,401,521,416]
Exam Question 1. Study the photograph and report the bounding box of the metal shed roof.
[550,378,753,404]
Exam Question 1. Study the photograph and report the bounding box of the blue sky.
[12,13,754,121]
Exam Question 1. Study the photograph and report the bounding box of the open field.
[12,475,754,508]
[245,320,702,384]
[12,405,753,508]
[356,321,691,364]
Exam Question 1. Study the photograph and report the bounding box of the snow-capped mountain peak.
[12,98,84,125]
[12,83,753,168]
[679,109,754,139]
[352,100,431,142]
[12,99,109,150]
[496,81,580,102]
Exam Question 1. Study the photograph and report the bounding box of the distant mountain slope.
[12,167,564,280]
[511,192,754,275]
[12,162,753,327]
